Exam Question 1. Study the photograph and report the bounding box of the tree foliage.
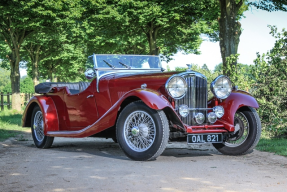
[0,0,83,110]
[3,76,34,93]
[0,67,10,92]
[248,0,287,12]
[251,26,287,137]
[85,0,220,61]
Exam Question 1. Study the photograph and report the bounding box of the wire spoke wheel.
[33,111,45,142]
[225,111,249,147]
[212,107,261,155]
[31,106,54,148]
[117,101,169,161]
[124,110,156,152]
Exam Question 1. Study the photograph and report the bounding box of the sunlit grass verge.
[256,131,287,157]
[0,109,30,142]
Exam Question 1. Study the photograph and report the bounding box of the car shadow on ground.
[20,137,219,160]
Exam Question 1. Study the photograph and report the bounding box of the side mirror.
[85,68,95,80]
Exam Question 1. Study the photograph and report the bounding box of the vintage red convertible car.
[22,54,261,161]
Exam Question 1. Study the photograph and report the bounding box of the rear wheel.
[213,107,261,155]
[31,106,54,148]
[116,101,169,161]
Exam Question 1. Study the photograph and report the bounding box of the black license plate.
[187,134,223,144]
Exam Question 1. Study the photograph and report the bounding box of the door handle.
[87,95,94,98]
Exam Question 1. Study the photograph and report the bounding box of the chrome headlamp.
[165,76,187,99]
[210,75,232,99]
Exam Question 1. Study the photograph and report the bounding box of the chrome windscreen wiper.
[119,62,131,69]
[103,60,115,69]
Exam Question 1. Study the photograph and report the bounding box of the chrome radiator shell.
[175,73,208,125]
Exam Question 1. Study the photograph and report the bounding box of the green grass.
[256,132,287,157]
[0,109,30,141]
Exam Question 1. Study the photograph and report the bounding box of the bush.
[251,26,287,137]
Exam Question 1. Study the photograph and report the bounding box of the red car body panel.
[22,69,259,138]
[46,88,177,137]
[22,96,59,134]
[208,90,259,125]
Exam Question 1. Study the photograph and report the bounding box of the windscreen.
[93,54,161,76]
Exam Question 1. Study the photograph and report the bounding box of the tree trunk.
[53,76,57,82]
[9,52,21,111]
[218,0,243,76]
[1,17,31,111]
[48,71,53,82]
[146,22,160,55]
[28,45,41,86]
[32,45,41,86]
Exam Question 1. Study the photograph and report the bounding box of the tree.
[85,0,220,61]
[249,0,287,12]
[252,26,287,137]
[214,63,223,72]
[201,64,210,72]
[0,67,10,92]
[39,42,87,82]
[0,0,82,110]
[20,77,34,93]
[218,0,287,75]
[23,32,63,85]
[217,0,247,75]
[3,76,34,93]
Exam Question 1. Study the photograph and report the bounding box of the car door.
[64,81,98,129]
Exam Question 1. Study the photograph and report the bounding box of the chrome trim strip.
[189,108,212,111]
[95,68,163,71]
[180,71,207,80]
[175,107,212,111]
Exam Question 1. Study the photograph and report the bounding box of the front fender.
[216,90,259,125]
[22,96,59,134]
[124,88,173,110]
[123,89,184,129]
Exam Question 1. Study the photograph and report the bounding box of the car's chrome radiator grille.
[175,75,208,125]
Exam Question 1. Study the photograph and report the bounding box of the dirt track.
[1,131,287,192]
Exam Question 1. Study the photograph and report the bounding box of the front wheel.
[213,107,261,155]
[31,106,54,148]
[116,101,169,161]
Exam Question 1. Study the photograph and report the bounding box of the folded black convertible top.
[35,82,80,94]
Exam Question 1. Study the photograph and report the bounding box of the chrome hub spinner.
[131,127,140,136]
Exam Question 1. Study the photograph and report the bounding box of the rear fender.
[22,96,59,134]
[212,90,259,126]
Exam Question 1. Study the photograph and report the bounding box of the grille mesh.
[175,75,207,125]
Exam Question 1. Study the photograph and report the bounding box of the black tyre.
[213,107,261,155]
[31,106,54,148]
[116,101,169,161]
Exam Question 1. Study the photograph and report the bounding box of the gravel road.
[1,131,287,192]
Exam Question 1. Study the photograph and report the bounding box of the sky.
[161,8,287,71]
[20,8,287,76]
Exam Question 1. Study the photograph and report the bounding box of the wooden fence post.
[1,92,3,111]
[7,92,10,109]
